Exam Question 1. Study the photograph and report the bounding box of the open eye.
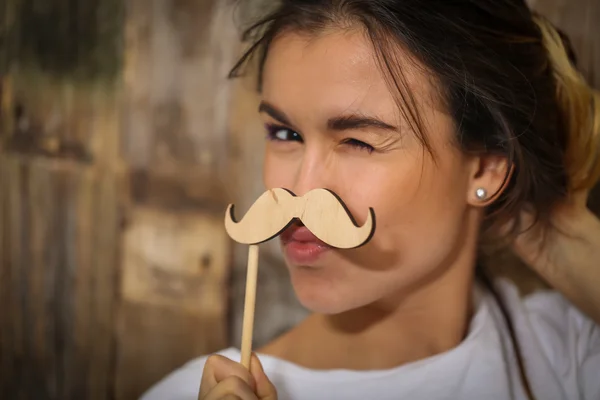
[265,124,303,142]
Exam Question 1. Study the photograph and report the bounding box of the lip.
[280,224,331,265]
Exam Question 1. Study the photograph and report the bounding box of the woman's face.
[260,29,493,314]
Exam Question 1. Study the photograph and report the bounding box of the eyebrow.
[259,101,294,127]
[327,114,398,132]
[258,101,398,133]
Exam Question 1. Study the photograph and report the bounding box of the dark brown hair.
[228,0,600,398]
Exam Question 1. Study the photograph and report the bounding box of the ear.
[467,154,514,207]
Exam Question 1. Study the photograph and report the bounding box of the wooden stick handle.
[240,245,259,369]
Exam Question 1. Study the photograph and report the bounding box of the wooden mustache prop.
[226,188,375,249]
[224,188,376,369]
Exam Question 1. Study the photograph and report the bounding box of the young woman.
[143,1,600,399]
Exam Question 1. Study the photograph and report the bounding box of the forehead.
[261,29,438,124]
[262,30,400,119]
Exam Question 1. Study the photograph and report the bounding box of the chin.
[296,291,349,314]
[288,268,370,314]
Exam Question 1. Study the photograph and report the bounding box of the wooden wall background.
[0,0,598,399]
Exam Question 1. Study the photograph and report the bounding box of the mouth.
[280,222,332,265]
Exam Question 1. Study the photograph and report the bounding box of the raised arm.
[512,192,600,324]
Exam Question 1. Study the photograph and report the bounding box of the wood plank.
[86,167,120,400]
[122,0,235,177]
[2,1,237,399]
[115,3,238,396]
[128,169,227,212]
[0,155,120,400]
[0,156,21,398]
[0,4,124,396]
[116,206,229,400]
[0,72,122,400]
[28,160,60,399]
[0,156,61,399]
[116,303,227,400]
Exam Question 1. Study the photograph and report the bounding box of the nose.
[290,146,334,197]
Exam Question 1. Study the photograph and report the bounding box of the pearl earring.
[475,188,488,201]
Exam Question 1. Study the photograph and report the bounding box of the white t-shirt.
[141,279,600,400]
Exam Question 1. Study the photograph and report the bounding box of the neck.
[261,230,479,371]
[304,263,474,370]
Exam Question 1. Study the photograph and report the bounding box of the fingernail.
[247,355,258,391]
[250,352,260,368]
[250,352,265,376]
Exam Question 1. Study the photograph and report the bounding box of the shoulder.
[139,347,241,400]
[491,279,600,397]
[492,279,599,352]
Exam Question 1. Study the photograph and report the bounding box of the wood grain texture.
[2,1,236,398]
[119,206,229,315]
[115,200,230,400]
[0,13,124,391]
[115,303,227,400]
[0,29,123,395]
[116,1,236,397]
[0,155,120,400]
[122,0,236,176]
[115,204,230,399]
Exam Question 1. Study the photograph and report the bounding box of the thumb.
[250,353,278,400]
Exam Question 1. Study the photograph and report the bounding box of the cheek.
[360,151,471,252]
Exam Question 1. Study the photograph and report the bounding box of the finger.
[203,376,258,400]
[199,355,256,399]
[513,211,543,250]
[250,353,278,400]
